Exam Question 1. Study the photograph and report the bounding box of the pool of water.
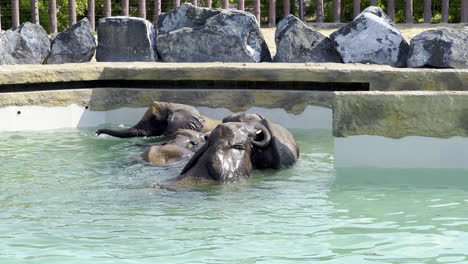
[1,128,468,263]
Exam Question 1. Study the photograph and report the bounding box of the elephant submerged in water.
[167,114,299,186]
[168,122,271,187]
[141,129,205,164]
[96,101,220,138]
[222,113,299,169]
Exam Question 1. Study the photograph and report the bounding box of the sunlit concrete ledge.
[0,62,467,91]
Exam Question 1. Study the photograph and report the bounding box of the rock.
[96,16,157,62]
[274,15,341,63]
[157,4,271,62]
[329,6,409,67]
[407,29,468,69]
[0,22,50,65]
[45,18,96,64]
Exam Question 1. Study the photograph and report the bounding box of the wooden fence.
[1,0,467,33]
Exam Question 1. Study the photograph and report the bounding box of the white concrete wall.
[335,135,468,169]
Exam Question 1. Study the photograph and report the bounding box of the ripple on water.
[1,128,468,263]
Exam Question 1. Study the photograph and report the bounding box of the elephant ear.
[179,140,210,176]
[164,109,205,136]
[261,119,299,169]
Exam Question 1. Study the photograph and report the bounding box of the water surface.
[1,128,468,263]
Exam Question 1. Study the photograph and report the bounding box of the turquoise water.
[1,128,468,263]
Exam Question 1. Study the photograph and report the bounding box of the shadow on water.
[335,167,468,188]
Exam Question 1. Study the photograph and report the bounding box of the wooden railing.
[1,0,467,33]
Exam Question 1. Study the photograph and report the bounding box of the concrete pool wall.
[1,63,468,169]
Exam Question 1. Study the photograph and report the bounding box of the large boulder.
[407,29,468,69]
[157,4,271,62]
[274,15,341,63]
[96,16,157,62]
[329,6,409,67]
[46,18,96,64]
[0,22,50,65]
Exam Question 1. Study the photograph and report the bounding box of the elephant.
[96,101,221,138]
[222,113,299,169]
[141,129,205,164]
[167,122,271,187]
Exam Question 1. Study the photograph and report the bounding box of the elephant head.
[141,129,205,164]
[96,101,206,138]
[172,122,271,186]
[222,113,299,169]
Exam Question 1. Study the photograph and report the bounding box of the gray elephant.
[141,129,205,164]
[167,122,271,187]
[222,113,299,169]
[96,101,220,138]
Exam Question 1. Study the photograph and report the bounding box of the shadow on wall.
[76,87,336,130]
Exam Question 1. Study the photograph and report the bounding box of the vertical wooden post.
[206,0,212,7]
[441,0,449,23]
[370,0,376,6]
[387,0,395,20]
[238,0,244,11]
[31,0,40,24]
[423,0,431,23]
[283,0,290,16]
[139,0,146,19]
[222,0,229,8]
[254,0,260,24]
[173,0,180,8]
[88,0,95,31]
[269,0,276,27]
[69,0,77,26]
[104,0,111,17]
[463,0,468,23]
[11,0,19,28]
[405,0,412,23]
[353,0,361,18]
[316,0,323,22]
[298,0,305,21]
[154,0,161,25]
[49,0,58,33]
[122,0,129,16]
[333,0,340,22]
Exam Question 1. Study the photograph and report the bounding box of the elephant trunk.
[251,123,271,148]
[96,118,167,138]
[95,127,148,138]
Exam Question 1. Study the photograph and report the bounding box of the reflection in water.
[1,128,468,263]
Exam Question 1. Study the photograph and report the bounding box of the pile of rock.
[95,3,271,63]
[274,6,467,68]
[1,4,466,68]
[0,18,96,65]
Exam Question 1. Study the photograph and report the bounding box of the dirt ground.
[262,23,468,56]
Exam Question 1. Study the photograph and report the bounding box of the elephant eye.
[189,140,198,146]
[232,144,245,150]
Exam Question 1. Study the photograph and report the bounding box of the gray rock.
[96,16,157,62]
[407,29,468,69]
[274,15,341,63]
[0,22,50,65]
[46,18,96,64]
[329,6,409,67]
[157,4,271,62]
